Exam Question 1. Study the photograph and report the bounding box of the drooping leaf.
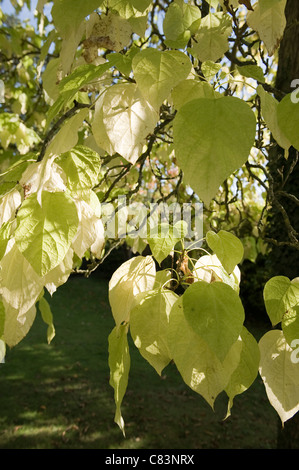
[237,64,265,83]
[171,79,221,110]
[206,229,244,274]
[107,47,139,77]
[192,254,241,292]
[173,96,256,204]
[0,188,22,226]
[15,191,79,277]
[190,12,232,62]
[277,92,299,152]
[56,146,102,191]
[201,61,222,81]
[259,330,299,424]
[107,0,148,36]
[168,297,242,408]
[51,0,104,38]
[130,289,178,375]
[108,255,156,326]
[46,109,89,156]
[19,156,67,207]
[58,62,111,99]
[108,324,130,436]
[132,48,192,110]
[257,85,291,155]
[39,295,55,344]
[225,326,260,417]
[282,305,299,349]
[92,83,158,164]
[148,221,186,265]
[43,248,74,296]
[0,222,12,261]
[3,300,37,348]
[263,276,299,326]
[163,0,201,49]
[0,299,5,338]
[0,339,5,364]
[246,0,287,56]
[0,240,44,315]
[182,281,245,361]
[46,62,111,127]
[71,198,104,258]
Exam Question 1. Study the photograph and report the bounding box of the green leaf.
[130,289,178,375]
[163,0,201,49]
[192,254,241,292]
[0,221,11,260]
[153,269,173,289]
[108,324,130,436]
[46,62,110,128]
[171,79,221,110]
[237,64,265,83]
[2,301,37,348]
[108,255,156,326]
[182,281,245,361]
[15,191,79,277]
[46,108,89,156]
[130,0,152,12]
[59,63,111,98]
[282,305,299,349]
[92,83,158,164]
[42,57,61,102]
[0,240,44,315]
[56,146,102,191]
[201,61,222,81]
[43,248,74,296]
[38,296,55,344]
[132,48,192,110]
[247,0,287,56]
[206,230,244,274]
[51,0,104,38]
[148,222,185,265]
[0,299,5,338]
[190,12,232,62]
[107,49,139,77]
[259,330,299,424]
[225,326,260,417]
[257,85,291,154]
[173,96,256,204]
[263,276,299,326]
[168,296,242,408]
[0,339,5,364]
[277,92,299,151]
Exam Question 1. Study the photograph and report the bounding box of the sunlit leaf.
[130,289,178,375]
[182,281,245,361]
[173,96,256,204]
[108,324,130,436]
[108,255,156,326]
[259,330,299,424]
[15,191,79,277]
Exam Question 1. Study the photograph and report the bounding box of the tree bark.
[267,0,299,449]
[266,0,299,281]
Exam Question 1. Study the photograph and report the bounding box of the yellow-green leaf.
[259,330,299,424]
[108,324,130,436]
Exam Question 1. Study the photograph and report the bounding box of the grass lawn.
[0,274,279,449]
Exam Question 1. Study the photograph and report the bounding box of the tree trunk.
[267,0,299,449]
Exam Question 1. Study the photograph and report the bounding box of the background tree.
[265,0,299,448]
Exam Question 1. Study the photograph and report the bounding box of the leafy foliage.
[0,0,298,437]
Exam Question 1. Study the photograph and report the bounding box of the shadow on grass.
[0,276,278,449]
